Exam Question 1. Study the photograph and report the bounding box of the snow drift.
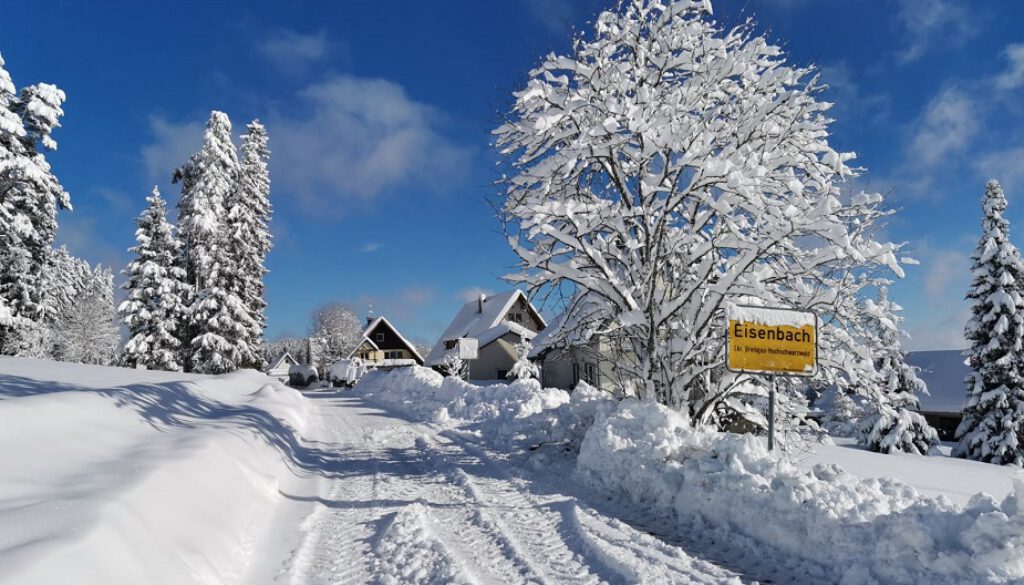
[355,366,1024,584]
[0,357,309,585]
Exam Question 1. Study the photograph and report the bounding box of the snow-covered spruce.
[176,111,257,374]
[854,287,939,454]
[955,180,1024,466]
[507,338,539,381]
[494,0,905,425]
[224,120,272,369]
[120,188,190,371]
[0,52,69,346]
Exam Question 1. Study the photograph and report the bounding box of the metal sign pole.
[768,374,776,452]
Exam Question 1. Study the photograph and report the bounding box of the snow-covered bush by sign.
[288,364,318,388]
[956,180,1024,466]
[495,0,906,428]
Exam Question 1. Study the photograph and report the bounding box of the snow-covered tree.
[441,351,468,380]
[954,180,1024,466]
[120,188,190,371]
[495,0,904,422]
[507,338,539,381]
[177,111,255,374]
[53,264,118,365]
[310,302,363,362]
[0,53,69,346]
[227,120,272,367]
[854,288,939,454]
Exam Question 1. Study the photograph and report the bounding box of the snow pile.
[357,366,569,424]
[0,357,310,585]
[577,399,1024,585]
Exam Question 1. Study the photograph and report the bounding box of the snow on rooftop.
[425,290,544,366]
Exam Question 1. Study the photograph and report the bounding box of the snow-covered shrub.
[288,364,318,388]
[507,338,539,381]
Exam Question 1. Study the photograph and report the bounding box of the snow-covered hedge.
[357,367,1024,584]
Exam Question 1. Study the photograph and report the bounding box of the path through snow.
[275,393,749,585]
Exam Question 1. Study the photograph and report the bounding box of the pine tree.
[954,180,1024,465]
[0,53,69,346]
[120,188,189,371]
[224,119,272,369]
[855,287,939,454]
[177,111,254,374]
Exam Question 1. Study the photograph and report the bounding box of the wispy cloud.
[140,115,204,184]
[975,147,1024,196]
[269,75,473,211]
[257,29,329,70]
[360,242,382,253]
[457,286,494,303]
[995,43,1024,91]
[907,87,980,169]
[895,0,978,64]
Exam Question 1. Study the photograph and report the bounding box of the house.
[528,312,618,394]
[348,316,424,367]
[425,291,546,381]
[266,351,299,380]
[906,349,969,440]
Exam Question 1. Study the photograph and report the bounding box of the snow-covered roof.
[425,290,545,366]
[350,316,424,364]
[906,350,969,414]
[528,312,566,359]
[266,351,298,372]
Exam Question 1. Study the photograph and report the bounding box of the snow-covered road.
[275,393,746,585]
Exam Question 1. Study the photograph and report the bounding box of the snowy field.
[3,358,1024,584]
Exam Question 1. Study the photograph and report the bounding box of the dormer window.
[376,333,385,342]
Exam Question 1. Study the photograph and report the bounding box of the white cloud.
[140,116,204,184]
[525,0,574,34]
[257,29,328,70]
[907,88,979,170]
[360,242,382,253]
[995,43,1024,91]
[269,75,473,210]
[457,287,494,303]
[922,249,970,303]
[974,147,1024,195]
[902,243,973,351]
[895,0,977,64]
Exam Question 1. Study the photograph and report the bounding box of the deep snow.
[4,358,1024,584]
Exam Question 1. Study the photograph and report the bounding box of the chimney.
[366,316,374,326]
[478,293,487,314]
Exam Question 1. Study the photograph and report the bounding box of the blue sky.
[3,0,1024,350]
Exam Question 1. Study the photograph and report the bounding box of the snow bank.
[0,357,310,585]
[578,399,1024,585]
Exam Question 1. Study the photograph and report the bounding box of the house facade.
[528,313,619,394]
[905,349,968,440]
[349,316,424,367]
[266,351,299,380]
[425,291,546,381]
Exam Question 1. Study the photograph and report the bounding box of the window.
[376,333,385,342]
[511,313,522,323]
[445,339,457,350]
[496,369,509,379]
[583,363,599,386]
[384,350,402,360]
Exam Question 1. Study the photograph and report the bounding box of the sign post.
[726,305,818,452]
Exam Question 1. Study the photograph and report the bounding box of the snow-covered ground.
[3,358,1024,584]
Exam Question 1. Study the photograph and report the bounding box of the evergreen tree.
[954,180,1024,465]
[224,119,272,369]
[0,53,69,346]
[119,188,189,371]
[507,338,539,381]
[855,287,939,454]
[177,111,254,373]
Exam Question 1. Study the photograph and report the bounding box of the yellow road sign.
[726,305,817,377]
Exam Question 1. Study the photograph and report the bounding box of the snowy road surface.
[274,393,747,585]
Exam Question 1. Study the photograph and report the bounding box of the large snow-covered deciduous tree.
[954,180,1024,466]
[854,288,939,455]
[120,187,190,371]
[53,263,118,365]
[310,302,363,363]
[0,52,70,349]
[224,120,272,369]
[495,0,905,421]
[177,111,256,374]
